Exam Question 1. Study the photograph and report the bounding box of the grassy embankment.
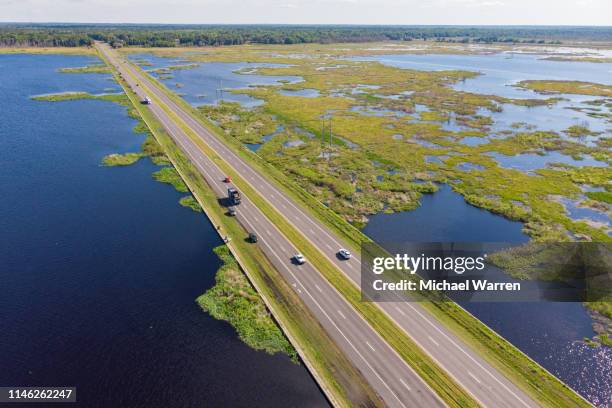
[197,245,296,357]
[127,48,593,408]
[104,55,389,408]
[130,62,499,408]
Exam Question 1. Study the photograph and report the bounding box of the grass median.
[108,61,387,408]
[127,63,480,408]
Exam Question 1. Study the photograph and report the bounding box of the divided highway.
[98,43,542,408]
[98,43,446,408]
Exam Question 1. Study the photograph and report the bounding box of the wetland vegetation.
[126,42,611,350]
[32,74,301,364]
[197,245,297,359]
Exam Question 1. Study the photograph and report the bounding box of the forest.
[1,24,610,47]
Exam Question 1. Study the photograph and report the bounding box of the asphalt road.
[98,43,543,408]
[98,43,448,408]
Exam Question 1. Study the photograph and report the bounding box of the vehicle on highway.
[223,176,231,183]
[338,248,351,260]
[293,253,306,265]
[248,233,258,243]
[227,206,237,216]
[228,187,241,205]
[141,96,151,104]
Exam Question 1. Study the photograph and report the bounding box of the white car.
[338,248,351,260]
[293,253,306,265]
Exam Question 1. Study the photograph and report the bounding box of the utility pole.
[329,118,333,149]
[321,119,325,145]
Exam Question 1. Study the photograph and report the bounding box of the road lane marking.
[337,310,346,319]
[110,53,459,408]
[315,284,323,293]
[399,378,411,391]
[428,336,440,347]
[403,303,532,407]
[395,306,406,317]
[366,341,376,352]
[468,372,481,384]
[236,216,409,408]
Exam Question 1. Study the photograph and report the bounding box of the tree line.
[0,24,609,48]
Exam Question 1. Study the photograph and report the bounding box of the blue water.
[0,54,327,408]
[363,184,529,242]
[489,151,608,172]
[355,53,612,98]
[559,197,611,230]
[129,53,302,107]
[278,88,320,98]
[363,184,611,405]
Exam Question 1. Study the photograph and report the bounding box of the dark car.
[248,233,258,243]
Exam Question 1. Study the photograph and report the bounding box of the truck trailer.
[228,188,241,205]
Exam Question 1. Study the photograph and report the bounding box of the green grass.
[586,191,612,204]
[152,167,189,192]
[197,245,297,359]
[138,71,480,408]
[129,52,594,408]
[31,92,97,102]
[59,64,111,74]
[107,61,387,407]
[179,195,202,212]
[101,152,143,166]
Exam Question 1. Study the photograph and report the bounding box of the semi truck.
[228,188,241,205]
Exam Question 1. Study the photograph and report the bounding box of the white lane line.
[468,372,481,384]
[395,306,407,317]
[325,243,333,251]
[428,336,440,347]
[366,341,376,352]
[315,284,323,293]
[338,310,346,319]
[236,216,408,408]
[403,303,532,407]
[399,378,411,391]
[279,245,286,252]
[266,229,271,235]
[253,216,259,222]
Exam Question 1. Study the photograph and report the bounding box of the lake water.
[0,54,327,408]
[355,53,612,97]
[129,53,302,107]
[357,52,611,406]
[363,184,611,405]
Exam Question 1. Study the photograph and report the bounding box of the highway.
[98,42,541,408]
[98,42,447,408]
